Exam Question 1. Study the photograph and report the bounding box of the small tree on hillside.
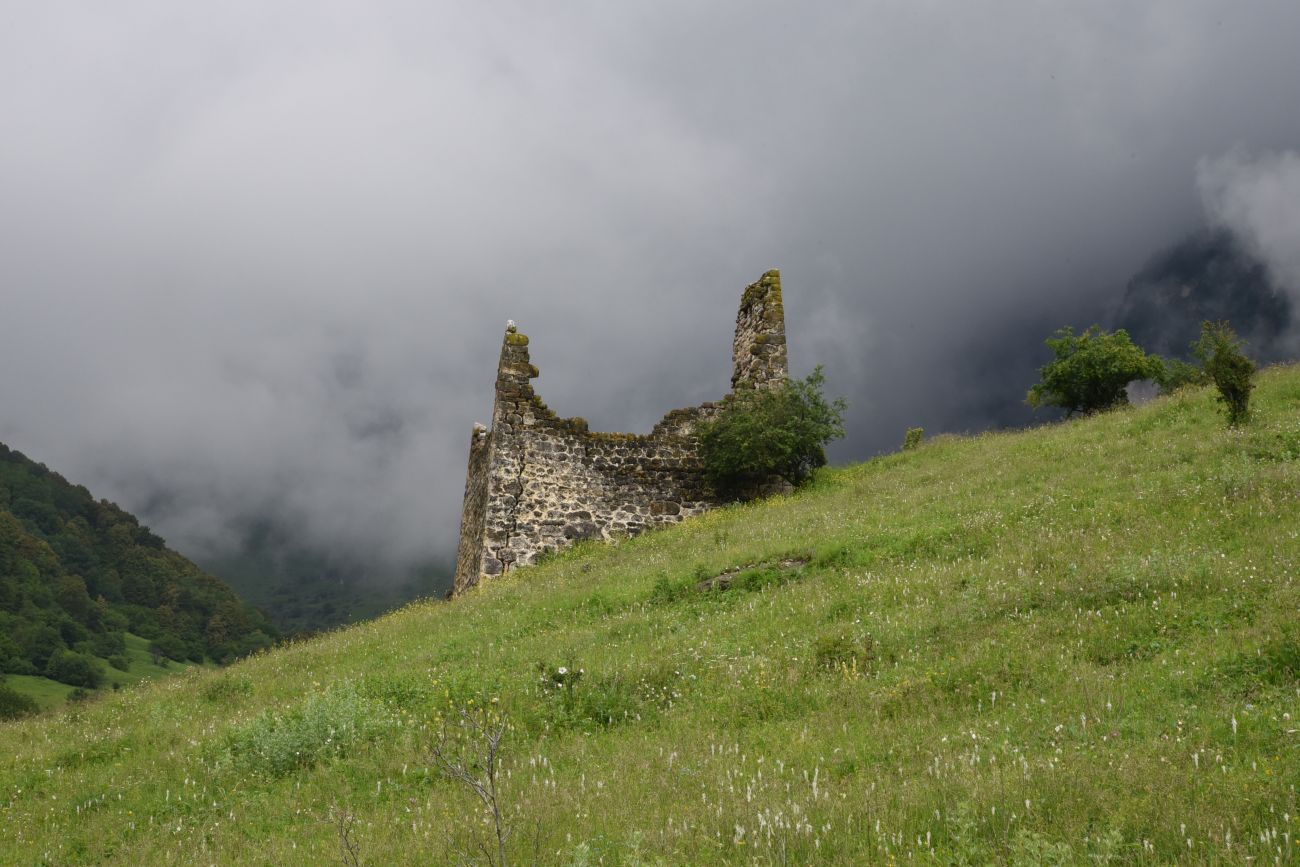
[1194,320,1255,426]
[698,366,846,497]
[0,680,40,720]
[1027,325,1163,416]
[44,649,102,689]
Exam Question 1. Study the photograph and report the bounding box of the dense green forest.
[0,442,276,709]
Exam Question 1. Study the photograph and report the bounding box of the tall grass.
[2,368,1299,864]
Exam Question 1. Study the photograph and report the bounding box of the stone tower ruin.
[452,269,788,595]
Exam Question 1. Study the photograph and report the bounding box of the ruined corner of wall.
[451,269,790,598]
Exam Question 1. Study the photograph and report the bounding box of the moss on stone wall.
[553,416,589,434]
[587,431,643,444]
[740,269,782,309]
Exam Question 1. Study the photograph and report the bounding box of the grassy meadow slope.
[5,634,208,711]
[3,368,1300,865]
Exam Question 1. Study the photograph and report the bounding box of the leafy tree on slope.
[1027,325,1163,416]
[1194,320,1256,426]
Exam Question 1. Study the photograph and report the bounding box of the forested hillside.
[0,443,276,712]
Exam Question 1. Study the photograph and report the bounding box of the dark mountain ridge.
[198,517,448,635]
[1114,228,1293,360]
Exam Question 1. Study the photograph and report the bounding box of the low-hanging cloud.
[3,2,1300,589]
[1198,149,1300,296]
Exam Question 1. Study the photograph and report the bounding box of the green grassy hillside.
[3,634,208,711]
[3,368,1299,865]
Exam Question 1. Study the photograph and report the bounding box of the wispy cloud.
[1198,149,1300,296]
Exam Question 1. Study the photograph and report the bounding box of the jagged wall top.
[732,269,788,390]
[452,269,789,595]
[491,324,600,438]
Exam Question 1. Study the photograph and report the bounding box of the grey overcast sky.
[3,2,1300,576]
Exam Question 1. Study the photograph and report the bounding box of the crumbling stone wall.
[451,425,491,593]
[452,269,788,595]
[732,270,787,391]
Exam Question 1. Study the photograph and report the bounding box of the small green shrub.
[1083,608,1168,666]
[937,803,993,865]
[1027,325,1162,416]
[647,565,713,605]
[731,564,793,593]
[44,650,103,689]
[0,682,39,720]
[813,631,877,675]
[580,593,615,616]
[536,662,684,731]
[648,574,696,606]
[1009,830,1077,866]
[1248,428,1300,462]
[215,682,389,777]
[202,674,253,704]
[1214,632,1300,696]
[357,673,439,713]
[902,427,924,450]
[1194,320,1255,425]
[813,543,859,569]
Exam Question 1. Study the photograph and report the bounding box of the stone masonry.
[452,269,788,595]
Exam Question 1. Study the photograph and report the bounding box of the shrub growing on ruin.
[1194,320,1256,426]
[1026,325,1163,416]
[698,366,846,496]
